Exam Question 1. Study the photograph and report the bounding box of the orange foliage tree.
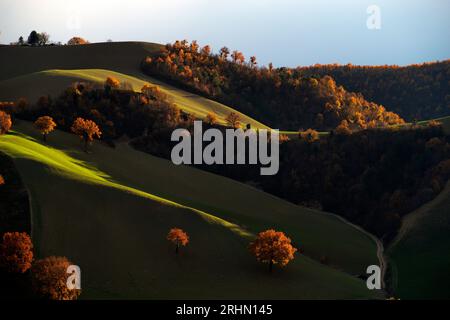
[299,128,319,143]
[205,112,218,125]
[34,116,57,141]
[0,175,4,186]
[225,112,241,129]
[31,256,81,300]
[167,228,189,254]
[71,117,102,152]
[249,229,297,272]
[67,37,88,45]
[0,232,34,273]
[141,83,168,100]
[231,50,245,64]
[335,120,352,135]
[0,110,12,135]
[105,76,121,90]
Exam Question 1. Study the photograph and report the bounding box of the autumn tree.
[231,50,245,64]
[190,40,199,53]
[0,232,34,273]
[279,134,290,143]
[299,128,319,143]
[0,175,4,186]
[201,45,211,56]
[67,37,88,45]
[105,76,120,90]
[167,228,189,254]
[0,110,12,135]
[34,116,57,141]
[249,229,297,272]
[219,46,230,60]
[225,112,241,128]
[335,120,352,135]
[15,98,29,113]
[205,112,218,125]
[141,83,168,100]
[31,256,81,300]
[71,117,102,152]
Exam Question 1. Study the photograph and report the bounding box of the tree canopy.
[0,111,12,135]
[249,229,297,271]
[34,116,57,141]
[142,40,405,131]
[0,232,33,273]
[31,256,81,300]
[167,228,189,254]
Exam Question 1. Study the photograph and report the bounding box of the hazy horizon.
[0,0,449,67]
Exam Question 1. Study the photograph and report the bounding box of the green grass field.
[387,182,450,299]
[0,121,382,299]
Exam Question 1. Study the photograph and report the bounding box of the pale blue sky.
[0,0,448,67]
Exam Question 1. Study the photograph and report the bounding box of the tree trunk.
[43,134,47,142]
[84,138,88,153]
[175,243,179,254]
[269,260,273,273]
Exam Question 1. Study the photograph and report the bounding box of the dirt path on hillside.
[390,181,450,249]
[319,211,386,289]
[238,180,387,289]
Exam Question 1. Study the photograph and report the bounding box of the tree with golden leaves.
[225,112,241,129]
[0,110,12,135]
[249,229,297,272]
[0,175,4,186]
[34,116,57,142]
[31,256,81,300]
[167,228,189,254]
[205,112,218,125]
[71,117,102,152]
[219,46,230,60]
[335,120,352,135]
[279,134,290,143]
[67,36,88,45]
[299,128,319,143]
[231,50,245,64]
[105,76,120,90]
[0,232,34,273]
[141,83,168,100]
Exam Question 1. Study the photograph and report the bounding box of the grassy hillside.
[418,116,450,134]
[0,121,382,299]
[0,42,269,129]
[0,42,162,81]
[0,69,268,129]
[387,181,450,299]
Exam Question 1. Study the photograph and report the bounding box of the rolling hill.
[387,181,450,299]
[0,43,268,129]
[0,120,382,299]
[0,41,162,81]
[0,69,268,129]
